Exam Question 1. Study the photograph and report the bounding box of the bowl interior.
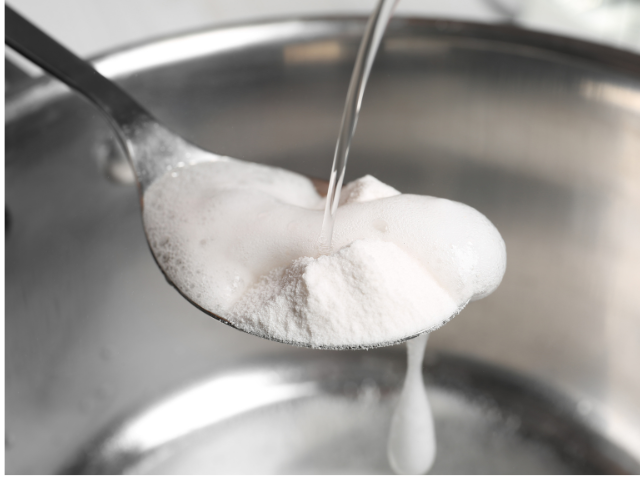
[5,17,640,474]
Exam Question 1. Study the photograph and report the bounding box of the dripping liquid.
[317,0,437,474]
[388,334,436,474]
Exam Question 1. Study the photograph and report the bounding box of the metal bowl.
[5,16,640,474]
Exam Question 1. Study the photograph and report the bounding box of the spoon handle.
[5,6,153,146]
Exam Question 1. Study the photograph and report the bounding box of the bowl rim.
[6,14,640,123]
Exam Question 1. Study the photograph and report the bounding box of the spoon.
[5,4,437,350]
[5,5,217,193]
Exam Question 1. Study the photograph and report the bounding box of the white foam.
[142,158,506,347]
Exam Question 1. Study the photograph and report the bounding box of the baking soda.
[231,239,458,347]
[143,158,506,348]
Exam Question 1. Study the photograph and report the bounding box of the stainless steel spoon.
[5,4,442,350]
[5,5,218,193]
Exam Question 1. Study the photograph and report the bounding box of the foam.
[142,158,506,347]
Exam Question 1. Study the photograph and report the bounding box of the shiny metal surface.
[5,5,221,192]
[67,353,639,474]
[5,16,640,474]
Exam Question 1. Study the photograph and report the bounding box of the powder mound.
[339,174,401,205]
[229,239,459,347]
[143,159,506,348]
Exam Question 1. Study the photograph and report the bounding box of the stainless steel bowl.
[5,16,640,474]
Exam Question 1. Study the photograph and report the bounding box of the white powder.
[142,158,506,348]
[230,239,458,347]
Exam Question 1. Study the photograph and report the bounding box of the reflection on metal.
[71,355,640,474]
[95,22,327,78]
[383,37,451,55]
[580,80,640,114]
[284,41,346,64]
[5,16,640,474]
[94,135,136,185]
[101,371,318,456]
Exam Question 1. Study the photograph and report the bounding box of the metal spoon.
[5,4,443,350]
[5,5,217,193]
